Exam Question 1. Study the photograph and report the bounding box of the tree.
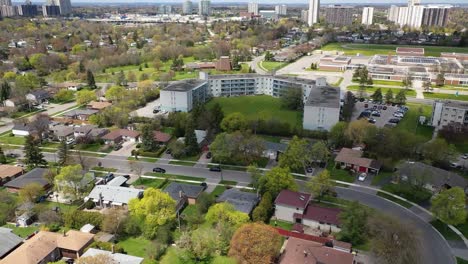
[86,70,96,89]
[153,58,163,71]
[436,73,445,86]
[57,141,69,166]
[115,71,127,86]
[228,223,282,264]
[76,89,96,105]
[422,138,456,165]
[53,89,74,103]
[19,182,45,203]
[129,160,144,182]
[209,102,224,134]
[402,75,413,89]
[423,80,432,92]
[431,187,467,226]
[259,166,297,196]
[384,89,394,103]
[210,131,265,166]
[368,214,421,264]
[128,188,176,239]
[141,124,157,151]
[78,60,85,73]
[184,118,199,155]
[367,76,374,86]
[371,88,383,102]
[338,201,369,245]
[221,112,248,132]
[205,203,250,227]
[101,207,128,235]
[0,146,6,164]
[264,51,274,61]
[281,87,303,111]
[342,91,355,122]
[0,81,11,102]
[252,192,273,223]
[55,165,94,200]
[345,119,372,145]
[247,164,262,191]
[196,192,214,215]
[279,136,311,172]
[310,141,330,164]
[105,85,126,102]
[329,122,349,148]
[24,135,47,168]
[307,170,333,201]
[30,113,50,143]
[0,191,18,225]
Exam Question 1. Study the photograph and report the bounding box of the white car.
[394,113,404,118]
[358,173,367,182]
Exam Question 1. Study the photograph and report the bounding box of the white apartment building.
[160,73,341,131]
[361,7,374,25]
[388,3,451,29]
[308,0,320,26]
[431,101,468,129]
[182,0,192,15]
[248,1,258,16]
[198,0,210,16]
[275,4,287,16]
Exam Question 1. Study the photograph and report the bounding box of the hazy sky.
[33,0,466,3]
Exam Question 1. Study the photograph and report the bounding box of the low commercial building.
[1,230,94,263]
[4,168,50,193]
[431,100,468,129]
[396,47,425,56]
[334,148,382,174]
[318,55,351,71]
[444,74,468,86]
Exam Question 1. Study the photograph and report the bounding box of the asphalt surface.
[35,153,454,264]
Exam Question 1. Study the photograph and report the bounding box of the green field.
[321,43,468,57]
[396,103,434,141]
[2,224,40,238]
[268,219,294,231]
[423,92,468,101]
[431,220,462,241]
[0,135,26,145]
[117,237,155,264]
[372,80,403,86]
[259,61,288,72]
[206,95,302,129]
[347,85,417,97]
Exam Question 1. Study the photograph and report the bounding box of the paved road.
[249,55,267,75]
[37,153,457,263]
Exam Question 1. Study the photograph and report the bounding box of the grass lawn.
[455,218,468,239]
[210,185,226,198]
[117,237,154,262]
[132,177,166,189]
[371,171,394,186]
[0,135,26,145]
[372,80,403,86]
[181,204,198,218]
[2,223,39,238]
[376,191,413,208]
[220,180,237,186]
[169,160,195,166]
[206,95,302,130]
[258,134,284,143]
[259,61,288,72]
[326,162,354,183]
[128,156,159,163]
[321,43,468,57]
[431,219,462,241]
[347,85,417,97]
[353,240,371,251]
[144,173,206,182]
[458,257,468,264]
[76,143,112,153]
[424,92,468,101]
[396,103,434,141]
[211,256,238,264]
[91,167,117,172]
[331,77,344,87]
[40,142,61,148]
[269,219,294,231]
[159,247,185,264]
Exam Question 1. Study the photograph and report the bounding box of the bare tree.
[129,160,144,183]
[73,150,96,171]
[30,113,50,142]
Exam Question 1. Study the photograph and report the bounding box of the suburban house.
[12,123,34,136]
[73,125,109,140]
[0,165,23,186]
[4,168,50,193]
[86,101,112,111]
[274,190,311,222]
[62,82,84,91]
[49,124,74,142]
[102,129,141,145]
[263,141,288,161]
[195,129,207,146]
[279,237,354,264]
[85,185,143,208]
[216,188,260,215]
[81,248,144,264]
[4,97,27,108]
[397,161,468,193]
[62,109,99,121]
[1,230,94,264]
[215,56,232,71]
[153,131,172,145]
[334,148,382,174]
[26,90,50,104]
[0,227,23,259]
[163,182,206,213]
[275,190,342,233]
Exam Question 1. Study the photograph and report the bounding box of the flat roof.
[163,79,207,92]
[305,86,341,108]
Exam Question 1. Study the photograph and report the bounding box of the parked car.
[209,166,222,172]
[104,173,114,183]
[153,167,166,173]
[368,118,376,124]
[206,152,212,159]
[166,149,172,154]
[393,113,404,118]
[152,109,159,114]
[6,153,18,158]
[364,103,368,108]
[306,166,313,173]
[200,182,208,190]
[358,173,367,182]
[383,106,387,110]
[388,118,401,124]
[113,144,123,151]
[462,153,468,159]
[371,111,381,117]
[66,138,75,145]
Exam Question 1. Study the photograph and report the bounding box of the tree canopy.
[259,166,297,196]
[431,187,467,226]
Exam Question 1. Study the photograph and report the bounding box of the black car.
[305,166,313,173]
[382,106,387,110]
[209,166,222,172]
[368,118,376,124]
[200,182,208,190]
[6,153,18,158]
[371,112,381,117]
[206,152,212,159]
[104,173,114,183]
[114,144,123,151]
[388,118,400,124]
[153,167,166,173]
[166,149,172,154]
[153,109,160,114]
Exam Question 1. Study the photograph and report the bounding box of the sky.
[26,0,467,3]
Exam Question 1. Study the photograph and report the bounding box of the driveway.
[194,151,211,168]
[108,141,136,157]
[131,98,161,118]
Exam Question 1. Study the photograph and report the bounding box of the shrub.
[87,241,124,253]
[63,210,103,230]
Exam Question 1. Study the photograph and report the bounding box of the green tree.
[436,73,445,86]
[184,118,199,155]
[24,135,47,168]
[338,201,369,245]
[281,87,303,111]
[76,89,96,105]
[86,70,96,89]
[0,81,11,102]
[247,164,262,191]
[342,91,355,122]
[310,141,330,164]
[57,140,69,166]
[55,165,93,199]
[0,146,6,164]
[431,187,467,225]
[128,188,176,239]
[115,71,127,86]
[264,51,274,61]
[209,102,224,134]
[141,124,157,152]
[279,136,311,172]
[0,191,18,225]
[78,60,85,73]
[329,122,349,147]
[205,203,250,227]
[252,192,273,223]
[53,89,74,103]
[105,85,126,102]
[371,88,383,102]
[422,138,456,165]
[307,170,333,201]
[19,182,45,203]
[221,112,248,132]
[345,119,372,145]
[384,89,394,103]
[259,166,297,196]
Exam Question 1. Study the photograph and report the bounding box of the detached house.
[102,129,140,145]
[86,101,112,111]
[49,124,74,142]
[334,148,382,174]
[62,109,99,121]
[164,182,206,213]
[153,131,172,145]
[274,190,311,222]
[26,90,50,105]
[12,123,34,136]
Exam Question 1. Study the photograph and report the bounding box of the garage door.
[359,166,367,172]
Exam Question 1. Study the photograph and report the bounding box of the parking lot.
[352,101,408,128]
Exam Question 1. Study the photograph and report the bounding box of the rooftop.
[102,129,140,141]
[164,182,205,201]
[163,79,207,92]
[81,248,144,264]
[305,86,341,108]
[216,188,260,214]
[0,227,23,258]
[0,165,23,180]
[298,204,342,226]
[275,190,311,209]
[399,161,467,190]
[441,100,468,109]
[4,168,49,190]
[86,185,143,205]
[335,148,381,169]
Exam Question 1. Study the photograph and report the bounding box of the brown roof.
[275,190,311,209]
[1,230,94,264]
[298,204,342,226]
[153,131,171,143]
[334,148,381,169]
[87,101,112,110]
[0,165,23,179]
[102,129,140,141]
[215,56,232,71]
[280,237,354,264]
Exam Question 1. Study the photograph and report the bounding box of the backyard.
[396,103,434,141]
[206,95,302,130]
[320,43,468,57]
